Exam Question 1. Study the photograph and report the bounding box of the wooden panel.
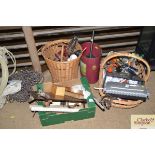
[0,26,142,70]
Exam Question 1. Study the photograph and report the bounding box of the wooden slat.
[0,26,21,30]
[4,44,27,50]
[100,41,138,48]
[102,49,135,56]
[33,26,130,36]
[8,61,45,68]
[4,32,139,50]
[7,53,42,59]
[0,33,24,41]
[78,32,140,41]
[0,26,131,41]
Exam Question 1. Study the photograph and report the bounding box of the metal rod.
[90,30,95,58]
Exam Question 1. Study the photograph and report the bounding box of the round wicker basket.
[41,39,82,83]
[98,52,151,109]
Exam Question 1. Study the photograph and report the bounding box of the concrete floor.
[0,71,155,129]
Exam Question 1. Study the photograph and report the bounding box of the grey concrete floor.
[0,71,155,129]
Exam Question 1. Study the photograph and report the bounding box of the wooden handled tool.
[29,91,87,104]
[61,45,64,62]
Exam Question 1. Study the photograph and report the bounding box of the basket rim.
[41,39,82,51]
[41,39,82,63]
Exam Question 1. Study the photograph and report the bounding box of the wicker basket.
[98,52,151,109]
[41,39,82,83]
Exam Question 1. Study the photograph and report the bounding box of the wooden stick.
[22,26,42,72]
[61,45,64,62]
[81,47,87,54]
[78,47,87,59]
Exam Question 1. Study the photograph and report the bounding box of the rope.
[0,47,16,96]
[0,47,16,76]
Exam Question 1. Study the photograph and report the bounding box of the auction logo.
[131,115,155,129]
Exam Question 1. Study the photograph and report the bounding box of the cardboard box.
[36,77,96,126]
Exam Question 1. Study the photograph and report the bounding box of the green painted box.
[36,77,96,126]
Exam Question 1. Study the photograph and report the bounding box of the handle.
[61,45,64,62]
[90,30,95,58]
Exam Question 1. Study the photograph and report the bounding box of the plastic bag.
[0,80,22,109]
[2,80,22,96]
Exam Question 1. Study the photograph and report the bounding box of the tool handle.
[93,97,105,111]
[90,30,95,58]
[29,98,87,104]
[60,45,64,62]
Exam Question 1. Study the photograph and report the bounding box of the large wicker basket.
[98,52,151,109]
[41,39,82,83]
